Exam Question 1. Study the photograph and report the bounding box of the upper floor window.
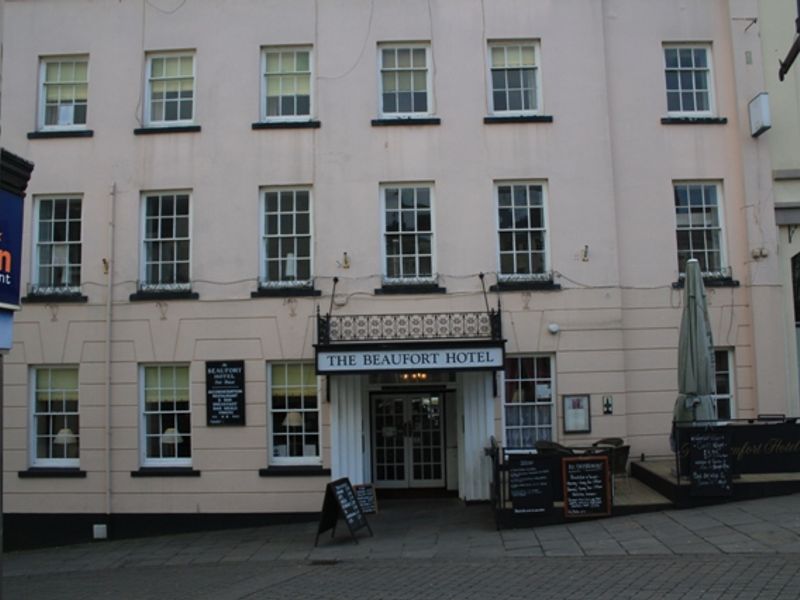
[269,362,320,465]
[140,191,191,292]
[145,52,195,126]
[382,184,435,284]
[260,187,312,288]
[262,47,312,121]
[32,196,82,295]
[488,42,539,115]
[496,182,549,281]
[379,44,432,117]
[140,365,191,466]
[504,355,554,448]
[674,182,727,277]
[38,56,88,130]
[664,44,714,116]
[31,367,80,467]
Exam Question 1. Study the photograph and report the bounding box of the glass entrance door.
[372,393,445,488]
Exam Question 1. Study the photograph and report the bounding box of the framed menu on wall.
[563,394,591,434]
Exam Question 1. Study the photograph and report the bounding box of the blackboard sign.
[206,361,245,426]
[507,455,553,514]
[562,456,611,518]
[354,483,378,514]
[689,430,732,497]
[315,478,373,546]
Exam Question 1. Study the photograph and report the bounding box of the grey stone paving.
[3,493,800,599]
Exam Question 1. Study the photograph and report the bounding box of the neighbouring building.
[0,0,795,547]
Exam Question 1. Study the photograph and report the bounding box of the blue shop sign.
[0,189,25,310]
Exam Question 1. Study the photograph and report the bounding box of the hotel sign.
[316,345,504,374]
[0,189,24,311]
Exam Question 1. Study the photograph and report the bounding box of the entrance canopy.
[316,308,505,375]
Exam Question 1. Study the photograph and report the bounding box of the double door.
[372,393,445,488]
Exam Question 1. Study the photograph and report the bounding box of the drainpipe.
[104,183,116,521]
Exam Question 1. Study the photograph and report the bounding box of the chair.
[592,437,624,448]
[534,440,575,456]
[608,444,631,493]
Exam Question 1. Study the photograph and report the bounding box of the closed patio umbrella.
[672,259,717,437]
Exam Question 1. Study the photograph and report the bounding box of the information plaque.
[205,361,245,426]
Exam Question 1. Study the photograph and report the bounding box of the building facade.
[0,0,794,545]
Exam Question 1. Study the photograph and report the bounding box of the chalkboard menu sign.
[562,456,611,518]
[354,483,378,514]
[206,361,245,426]
[689,430,732,497]
[315,478,373,546]
[507,455,553,514]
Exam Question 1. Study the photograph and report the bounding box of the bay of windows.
[489,42,539,114]
[674,182,725,276]
[382,185,434,283]
[504,356,554,448]
[32,196,82,294]
[261,188,312,287]
[269,363,319,464]
[497,182,548,281]
[379,45,431,117]
[263,47,312,120]
[31,367,80,467]
[146,52,195,125]
[141,365,192,466]
[141,192,191,291]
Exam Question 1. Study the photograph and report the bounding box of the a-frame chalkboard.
[315,478,374,546]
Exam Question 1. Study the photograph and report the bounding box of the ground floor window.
[714,349,734,420]
[503,355,554,448]
[141,364,192,466]
[269,362,320,464]
[31,366,80,467]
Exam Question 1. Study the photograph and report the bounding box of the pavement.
[3,493,800,599]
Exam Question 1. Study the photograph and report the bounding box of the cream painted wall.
[0,0,790,516]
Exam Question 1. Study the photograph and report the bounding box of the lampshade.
[54,427,77,446]
[160,427,184,445]
[282,411,304,428]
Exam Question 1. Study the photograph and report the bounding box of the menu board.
[354,483,378,514]
[206,361,245,426]
[507,455,553,514]
[562,456,611,518]
[689,430,732,497]
[315,478,373,546]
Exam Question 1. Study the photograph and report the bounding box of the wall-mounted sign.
[206,360,245,425]
[0,189,25,311]
[316,345,504,374]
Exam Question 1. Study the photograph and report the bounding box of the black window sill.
[490,280,561,292]
[251,287,321,298]
[484,115,554,124]
[371,117,441,127]
[19,468,86,478]
[252,120,321,130]
[672,277,740,289]
[259,466,331,477]
[375,284,447,295]
[129,290,199,301]
[134,125,201,135]
[27,130,94,139]
[661,117,727,125]
[22,293,88,304]
[131,467,201,477]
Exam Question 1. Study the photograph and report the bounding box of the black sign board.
[354,483,378,514]
[315,478,373,546]
[689,430,732,497]
[562,456,611,518]
[205,361,245,426]
[507,455,553,514]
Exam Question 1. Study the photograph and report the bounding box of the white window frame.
[487,41,541,116]
[268,362,321,466]
[502,355,555,449]
[377,43,433,119]
[259,186,314,288]
[713,348,735,420]
[139,190,192,292]
[139,364,192,467]
[663,43,716,118]
[30,366,80,468]
[260,45,314,123]
[673,181,728,278]
[144,51,196,127]
[380,182,436,285]
[31,195,83,295]
[38,55,89,131]
[494,180,550,282]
